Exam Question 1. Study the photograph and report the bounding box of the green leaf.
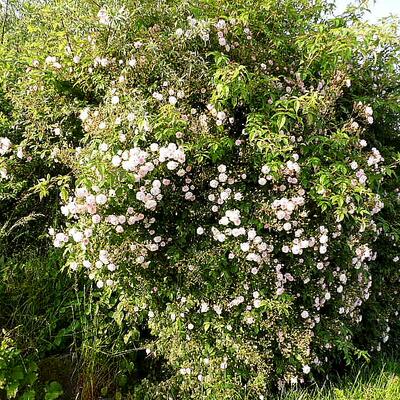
[20,389,36,400]
[277,114,286,130]
[6,381,20,398]
[45,381,63,400]
[11,365,24,381]
[294,99,300,113]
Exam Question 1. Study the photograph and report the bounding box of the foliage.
[0,0,399,399]
[0,332,38,399]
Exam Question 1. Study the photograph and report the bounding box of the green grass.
[0,250,76,355]
[277,357,400,400]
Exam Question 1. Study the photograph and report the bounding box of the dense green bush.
[0,332,38,399]
[1,0,400,399]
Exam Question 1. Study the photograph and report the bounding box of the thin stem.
[1,0,10,45]
[61,18,74,57]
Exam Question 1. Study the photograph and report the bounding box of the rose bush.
[1,0,400,398]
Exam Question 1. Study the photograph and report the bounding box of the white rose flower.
[197,227,204,235]
[111,155,121,167]
[0,137,11,155]
[301,310,309,319]
[99,142,108,152]
[175,28,184,37]
[302,365,311,374]
[95,194,107,205]
[169,96,177,105]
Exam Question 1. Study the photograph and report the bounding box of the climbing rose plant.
[1,0,400,398]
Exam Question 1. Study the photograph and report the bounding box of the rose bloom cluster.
[0,137,11,156]
[52,141,187,252]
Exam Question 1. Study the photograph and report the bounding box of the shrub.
[1,0,399,398]
[0,332,38,399]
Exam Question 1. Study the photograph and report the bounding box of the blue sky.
[335,0,400,21]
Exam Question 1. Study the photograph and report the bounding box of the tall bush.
[1,0,399,398]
